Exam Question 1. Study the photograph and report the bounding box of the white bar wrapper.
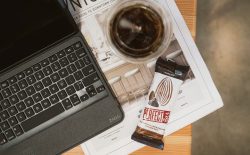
[131,57,189,150]
[139,73,183,134]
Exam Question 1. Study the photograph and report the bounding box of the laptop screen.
[0,0,77,72]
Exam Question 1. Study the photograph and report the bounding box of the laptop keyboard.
[0,42,107,145]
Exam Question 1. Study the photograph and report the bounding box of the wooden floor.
[63,0,196,155]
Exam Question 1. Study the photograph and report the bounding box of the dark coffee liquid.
[110,4,164,58]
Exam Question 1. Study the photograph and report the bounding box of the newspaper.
[65,0,224,154]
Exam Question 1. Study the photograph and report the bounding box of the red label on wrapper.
[143,108,170,124]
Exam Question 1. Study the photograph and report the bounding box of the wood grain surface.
[63,0,196,155]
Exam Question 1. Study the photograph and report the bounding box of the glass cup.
[105,0,173,64]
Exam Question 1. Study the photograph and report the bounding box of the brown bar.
[131,57,189,150]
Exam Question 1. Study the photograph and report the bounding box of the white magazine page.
[65,0,223,154]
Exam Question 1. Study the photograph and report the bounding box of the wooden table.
[63,0,196,155]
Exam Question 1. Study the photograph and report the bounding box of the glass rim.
[105,0,173,64]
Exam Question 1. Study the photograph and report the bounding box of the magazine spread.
[65,0,224,154]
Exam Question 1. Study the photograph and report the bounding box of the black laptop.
[0,0,124,154]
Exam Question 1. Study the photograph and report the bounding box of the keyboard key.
[59,57,69,67]
[42,77,52,87]
[80,94,89,102]
[41,59,50,67]
[1,99,11,109]
[43,66,53,76]
[21,103,65,132]
[74,71,84,81]
[10,84,20,94]
[17,72,25,80]
[0,81,9,89]
[33,93,43,103]
[65,75,75,85]
[0,121,10,131]
[75,48,86,58]
[88,89,97,97]
[49,84,59,94]
[34,71,45,80]
[48,55,58,63]
[2,88,12,98]
[41,99,51,109]
[24,68,33,76]
[25,86,36,96]
[16,112,26,122]
[70,94,81,106]
[13,125,23,137]
[58,68,69,78]
[25,108,35,118]
[8,116,18,126]
[33,104,43,113]
[73,42,82,50]
[33,64,42,72]
[75,59,85,69]
[67,53,77,63]
[16,102,26,112]
[66,86,76,96]
[82,73,99,87]
[74,81,84,91]
[0,133,7,145]
[26,75,36,85]
[57,79,67,89]
[65,46,74,54]
[49,94,59,104]
[34,81,44,91]
[51,62,61,71]
[18,79,28,89]
[83,56,91,65]
[8,77,17,85]
[82,65,96,76]
[57,90,67,100]
[5,129,15,141]
[57,50,66,58]
[86,85,95,92]
[67,64,77,74]
[96,85,105,93]
[62,98,73,110]
[9,95,19,105]
[7,106,18,116]
[24,98,35,107]
[0,111,10,121]
[17,91,27,100]
[41,88,51,98]
[50,73,60,83]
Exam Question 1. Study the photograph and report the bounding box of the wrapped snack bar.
[131,57,190,150]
